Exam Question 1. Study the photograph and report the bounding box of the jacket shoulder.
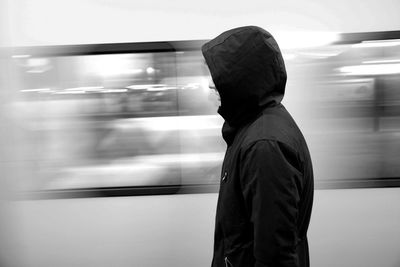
[242,105,301,148]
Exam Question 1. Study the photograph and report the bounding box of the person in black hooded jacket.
[202,26,314,267]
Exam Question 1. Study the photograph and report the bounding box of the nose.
[208,76,216,90]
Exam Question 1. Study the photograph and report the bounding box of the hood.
[202,26,287,128]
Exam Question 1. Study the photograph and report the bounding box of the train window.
[4,33,400,198]
[7,47,226,195]
[282,37,400,186]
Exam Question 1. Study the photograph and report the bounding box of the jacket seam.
[206,28,256,49]
[241,138,297,155]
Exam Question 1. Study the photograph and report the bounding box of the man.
[202,26,314,267]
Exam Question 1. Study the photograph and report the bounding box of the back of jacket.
[213,103,313,267]
[202,26,314,267]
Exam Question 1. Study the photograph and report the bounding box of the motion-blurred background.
[0,0,400,266]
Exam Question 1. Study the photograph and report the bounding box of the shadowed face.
[208,75,220,107]
[203,60,220,107]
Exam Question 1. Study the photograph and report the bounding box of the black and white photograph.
[0,1,399,266]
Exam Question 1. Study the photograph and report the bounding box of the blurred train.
[0,31,400,267]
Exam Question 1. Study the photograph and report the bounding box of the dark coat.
[202,26,314,267]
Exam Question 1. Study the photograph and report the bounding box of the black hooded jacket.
[202,26,314,267]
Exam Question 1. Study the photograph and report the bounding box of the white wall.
[4,189,400,267]
[1,0,400,46]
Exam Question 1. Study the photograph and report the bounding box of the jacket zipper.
[224,256,233,267]
[222,171,227,182]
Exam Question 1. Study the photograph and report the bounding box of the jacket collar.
[221,102,280,146]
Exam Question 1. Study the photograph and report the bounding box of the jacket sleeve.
[239,139,302,267]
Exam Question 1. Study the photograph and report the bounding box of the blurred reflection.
[3,34,400,192]
[5,50,224,191]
